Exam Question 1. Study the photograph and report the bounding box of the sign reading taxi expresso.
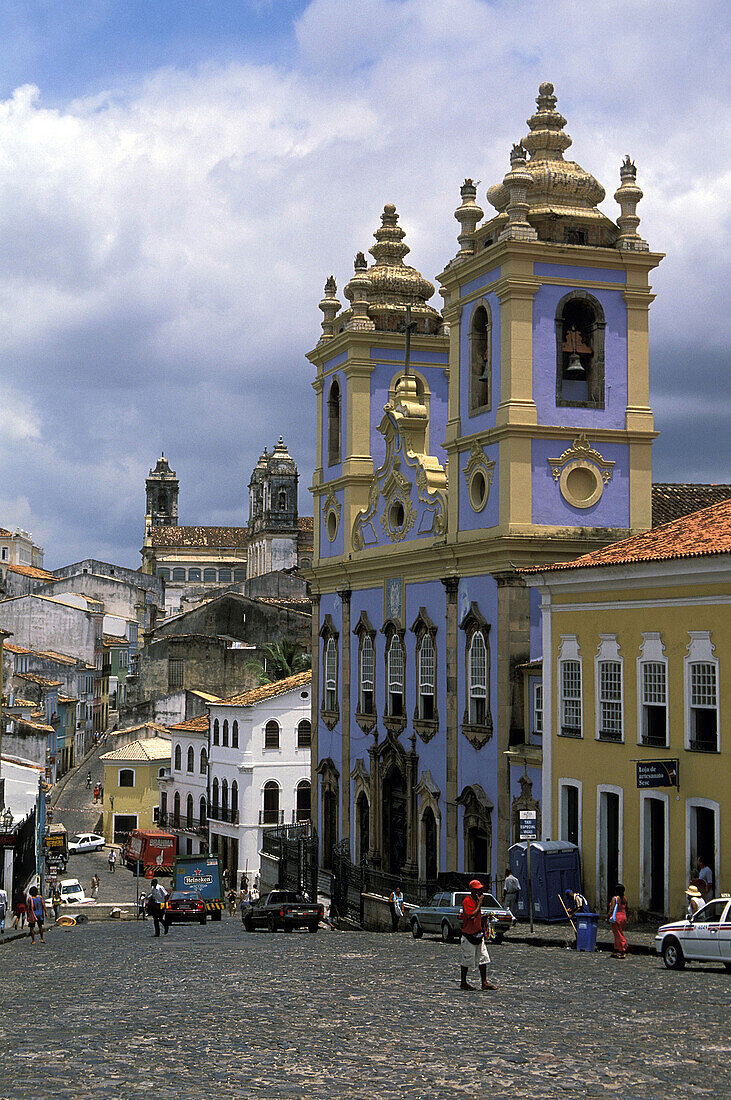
[636,759,679,790]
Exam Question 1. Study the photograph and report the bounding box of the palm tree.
[245,638,311,685]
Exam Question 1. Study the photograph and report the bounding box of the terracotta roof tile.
[103,635,128,647]
[37,650,78,666]
[4,643,32,654]
[18,716,55,733]
[16,672,63,688]
[524,498,731,574]
[58,695,78,704]
[168,714,210,732]
[298,517,314,532]
[6,563,55,581]
[101,736,172,762]
[652,483,731,527]
[0,528,12,537]
[218,669,312,707]
[149,525,249,549]
[108,722,169,738]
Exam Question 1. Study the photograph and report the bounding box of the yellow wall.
[549,578,729,918]
[102,760,164,843]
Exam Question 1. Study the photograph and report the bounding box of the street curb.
[508,932,655,956]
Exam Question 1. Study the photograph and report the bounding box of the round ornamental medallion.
[559,459,603,509]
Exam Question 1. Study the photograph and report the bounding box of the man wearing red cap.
[459,880,496,990]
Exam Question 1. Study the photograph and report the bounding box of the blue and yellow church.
[306,83,662,889]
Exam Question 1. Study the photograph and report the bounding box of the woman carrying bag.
[607,883,628,959]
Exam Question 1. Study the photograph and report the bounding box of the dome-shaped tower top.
[341,205,443,334]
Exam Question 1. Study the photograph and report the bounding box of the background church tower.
[145,454,179,528]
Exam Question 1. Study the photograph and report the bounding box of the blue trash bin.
[575,912,599,952]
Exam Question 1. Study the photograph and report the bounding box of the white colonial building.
[158,713,209,856]
[207,670,312,883]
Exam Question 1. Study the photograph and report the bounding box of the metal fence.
[261,823,318,899]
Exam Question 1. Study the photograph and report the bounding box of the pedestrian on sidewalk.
[685,885,703,918]
[0,886,8,933]
[27,887,47,944]
[503,867,521,916]
[607,883,628,959]
[51,884,62,921]
[90,874,100,900]
[563,888,589,949]
[13,896,26,929]
[147,878,168,937]
[696,857,714,902]
[108,849,116,873]
[93,784,100,804]
[388,886,404,932]
[459,880,495,991]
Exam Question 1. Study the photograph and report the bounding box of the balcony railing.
[598,729,622,743]
[689,737,718,754]
[157,811,208,836]
[560,726,582,738]
[207,806,238,824]
[292,810,311,823]
[259,809,285,826]
[640,733,668,748]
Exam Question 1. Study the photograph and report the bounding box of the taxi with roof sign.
[655,894,731,970]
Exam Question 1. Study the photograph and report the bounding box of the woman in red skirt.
[608,883,628,958]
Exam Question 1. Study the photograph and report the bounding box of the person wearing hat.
[686,885,703,919]
[563,889,588,948]
[458,880,495,991]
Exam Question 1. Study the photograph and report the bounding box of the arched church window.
[418,634,435,721]
[360,636,375,716]
[327,379,341,465]
[387,636,404,718]
[172,568,186,581]
[157,568,170,581]
[468,303,491,414]
[556,292,606,408]
[188,568,201,582]
[278,489,287,510]
[469,632,488,725]
[203,568,216,583]
[219,569,231,583]
[324,638,337,713]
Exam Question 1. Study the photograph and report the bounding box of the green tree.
[245,638,311,685]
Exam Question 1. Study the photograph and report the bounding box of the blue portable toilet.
[508,840,582,923]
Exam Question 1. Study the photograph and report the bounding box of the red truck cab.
[123,830,177,876]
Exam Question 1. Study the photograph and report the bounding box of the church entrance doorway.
[382,766,406,876]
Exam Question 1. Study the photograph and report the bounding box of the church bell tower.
[145,454,179,529]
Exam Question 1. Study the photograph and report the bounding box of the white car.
[655,896,731,971]
[68,832,105,854]
[55,879,93,905]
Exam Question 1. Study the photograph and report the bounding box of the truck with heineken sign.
[172,854,224,919]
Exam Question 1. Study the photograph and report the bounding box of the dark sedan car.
[162,889,207,929]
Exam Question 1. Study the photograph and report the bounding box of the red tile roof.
[168,714,210,732]
[7,563,55,582]
[16,672,63,688]
[149,525,248,549]
[652,483,731,528]
[525,499,731,574]
[4,643,32,654]
[218,669,312,707]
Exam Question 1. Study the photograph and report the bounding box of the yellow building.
[100,737,171,845]
[526,499,730,919]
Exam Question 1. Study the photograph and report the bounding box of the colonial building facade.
[307,84,663,887]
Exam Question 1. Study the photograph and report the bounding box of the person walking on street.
[459,880,495,991]
[108,849,116,873]
[563,888,589,948]
[13,896,26,929]
[696,857,713,902]
[146,878,168,937]
[51,884,62,921]
[608,883,628,959]
[0,886,8,933]
[93,784,100,804]
[388,886,404,932]
[503,868,521,916]
[90,874,100,900]
[27,887,47,944]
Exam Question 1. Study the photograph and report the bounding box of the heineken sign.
[636,759,679,790]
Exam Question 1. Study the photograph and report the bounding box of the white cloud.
[0,0,727,566]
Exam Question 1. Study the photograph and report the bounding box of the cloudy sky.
[0,0,727,568]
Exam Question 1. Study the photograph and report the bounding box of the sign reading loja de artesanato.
[636,759,679,789]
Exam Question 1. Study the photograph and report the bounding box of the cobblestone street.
[1,919,728,1099]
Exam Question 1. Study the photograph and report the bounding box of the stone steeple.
[145,454,179,528]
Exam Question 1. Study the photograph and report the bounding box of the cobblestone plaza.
[1,921,728,1098]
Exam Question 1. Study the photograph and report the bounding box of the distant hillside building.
[141,442,313,615]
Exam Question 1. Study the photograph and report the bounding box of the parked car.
[243,891,324,933]
[409,890,516,943]
[162,889,207,929]
[655,896,731,970]
[68,832,105,854]
[52,879,92,906]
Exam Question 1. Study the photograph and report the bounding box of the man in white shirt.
[502,869,521,916]
[147,878,169,937]
[697,857,714,901]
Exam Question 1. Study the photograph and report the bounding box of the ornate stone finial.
[454,178,484,259]
[614,156,649,252]
[344,251,375,331]
[498,142,537,242]
[318,275,341,340]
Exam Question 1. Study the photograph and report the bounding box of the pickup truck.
[242,891,324,933]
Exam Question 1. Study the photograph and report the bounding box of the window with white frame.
[598,661,623,740]
[418,634,435,721]
[468,631,487,725]
[533,682,543,735]
[360,635,374,715]
[388,636,404,717]
[685,632,719,752]
[641,661,667,744]
[324,637,337,713]
[560,661,582,735]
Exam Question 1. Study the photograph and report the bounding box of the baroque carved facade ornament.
[463,440,496,513]
[322,486,342,542]
[548,432,615,510]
